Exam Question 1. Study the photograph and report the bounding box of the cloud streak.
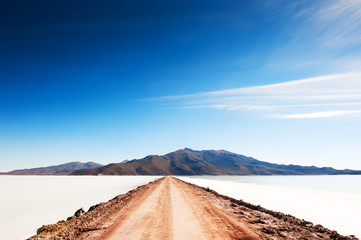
[274,110,361,119]
[265,0,361,73]
[152,72,361,119]
[288,0,361,50]
[312,0,361,49]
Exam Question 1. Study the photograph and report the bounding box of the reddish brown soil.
[28,177,358,240]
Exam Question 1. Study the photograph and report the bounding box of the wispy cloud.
[266,0,361,72]
[274,110,361,119]
[151,72,361,119]
[287,0,361,50]
[312,0,361,48]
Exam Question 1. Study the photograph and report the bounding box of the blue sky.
[1,0,361,171]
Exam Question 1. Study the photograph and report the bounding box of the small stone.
[74,208,85,217]
[88,204,100,212]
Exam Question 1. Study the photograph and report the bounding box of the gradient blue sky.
[1,0,361,171]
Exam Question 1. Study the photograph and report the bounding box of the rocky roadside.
[180,179,359,240]
[28,178,163,240]
[28,177,358,240]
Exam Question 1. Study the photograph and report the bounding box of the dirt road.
[100,176,259,240]
[29,177,357,240]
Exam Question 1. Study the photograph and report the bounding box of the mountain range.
[2,149,360,175]
[0,162,103,175]
[73,148,361,175]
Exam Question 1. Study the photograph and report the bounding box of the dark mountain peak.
[83,162,103,168]
[170,148,197,155]
[183,148,197,152]
[85,161,100,164]
[176,148,230,156]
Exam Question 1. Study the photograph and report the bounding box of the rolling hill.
[72,148,361,175]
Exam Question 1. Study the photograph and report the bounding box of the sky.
[1,0,361,171]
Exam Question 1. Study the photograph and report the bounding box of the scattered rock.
[74,208,85,217]
[315,224,327,233]
[261,227,275,234]
[88,204,100,212]
[253,219,266,224]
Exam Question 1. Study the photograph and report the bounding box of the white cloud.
[274,110,361,119]
[153,72,361,119]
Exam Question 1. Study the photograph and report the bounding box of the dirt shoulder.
[28,177,358,240]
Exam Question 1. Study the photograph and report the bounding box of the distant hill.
[1,162,103,175]
[72,148,361,175]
